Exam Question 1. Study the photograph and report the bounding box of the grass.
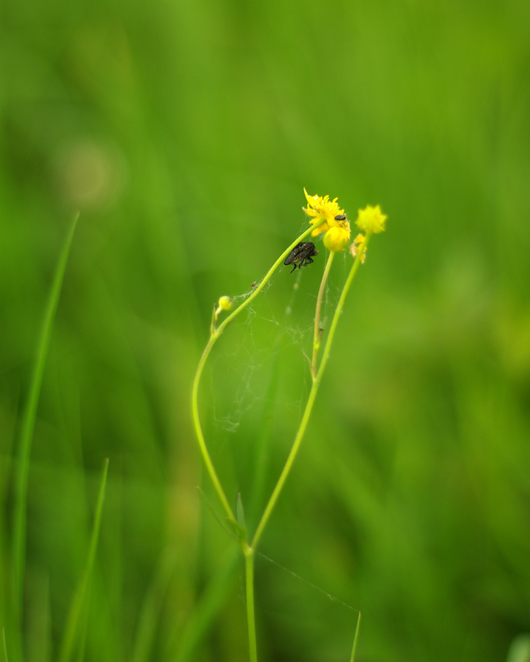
[1,0,530,660]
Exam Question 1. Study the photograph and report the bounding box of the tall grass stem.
[59,458,109,662]
[12,213,79,628]
[349,612,361,662]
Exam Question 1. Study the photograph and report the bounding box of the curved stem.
[251,233,372,551]
[190,218,340,662]
[215,224,321,336]
[191,222,324,522]
[191,334,236,524]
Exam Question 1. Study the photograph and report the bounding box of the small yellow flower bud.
[350,234,367,263]
[323,226,350,252]
[218,296,233,311]
[213,296,234,325]
[355,205,387,234]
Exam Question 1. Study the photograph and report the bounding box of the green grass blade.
[2,628,9,662]
[175,547,239,662]
[131,549,178,662]
[349,612,361,662]
[59,458,109,662]
[12,212,80,622]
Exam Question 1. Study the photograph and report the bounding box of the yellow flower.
[323,225,351,252]
[349,233,367,263]
[355,205,387,234]
[218,296,233,311]
[303,189,348,237]
[214,295,233,324]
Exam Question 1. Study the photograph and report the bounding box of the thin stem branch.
[316,233,371,382]
[311,251,335,379]
[191,335,236,525]
[191,222,325,524]
[214,224,321,336]
[251,234,371,551]
[251,374,320,550]
[190,218,359,662]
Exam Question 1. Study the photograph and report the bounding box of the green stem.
[251,233,371,551]
[317,232,371,380]
[215,224,321,335]
[189,218,342,662]
[311,251,335,379]
[191,222,324,523]
[251,377,318,550]
[243,544,258,662]
[191,335,236,525]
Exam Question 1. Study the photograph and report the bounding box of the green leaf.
[506,635,530,662]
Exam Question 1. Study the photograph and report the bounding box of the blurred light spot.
[56,139,127,210]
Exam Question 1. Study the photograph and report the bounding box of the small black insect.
[284,242,319,274]
[334,214,346,221]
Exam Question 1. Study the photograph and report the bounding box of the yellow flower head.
[218,296,233,312]
[214,295,233,324]
[303,189,351,251]
[303,189,349,237]
[323,225,351,252]
[350,233,367,263]
[355,205,387,234]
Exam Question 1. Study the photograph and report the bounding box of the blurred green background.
[2,0,530,660]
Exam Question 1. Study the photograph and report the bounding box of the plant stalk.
[251,234,371,551]
[243,544,258,662]
[311,251,335,379]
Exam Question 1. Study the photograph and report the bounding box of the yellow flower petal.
[355,205,387,234]
[323,225,350,252]
[303,189,346,235]
[350,233,367,262]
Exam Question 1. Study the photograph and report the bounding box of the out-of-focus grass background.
[2,0,530,660]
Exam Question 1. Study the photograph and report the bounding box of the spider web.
[198,234,359,660]
[233,552,360,662]
[201,236,352,513]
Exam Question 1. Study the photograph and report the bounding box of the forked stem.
[191,220,372,662]
[191,222,324,523]
[251,233,371,551]
[311,251,335,379]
